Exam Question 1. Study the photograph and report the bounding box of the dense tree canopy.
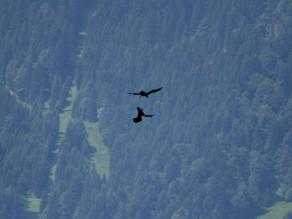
[0,0,292,218]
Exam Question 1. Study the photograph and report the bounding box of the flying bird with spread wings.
[128,87,163,98]
[133,107,153,123]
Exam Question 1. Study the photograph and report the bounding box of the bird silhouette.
[128,87,163,98]
[133,107,153,123]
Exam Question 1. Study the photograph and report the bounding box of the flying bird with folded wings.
[128,87,163,98]
[132,107,153,123]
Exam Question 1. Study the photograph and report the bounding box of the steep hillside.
[1,0,292,219]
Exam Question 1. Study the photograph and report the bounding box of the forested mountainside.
[1,0,292,218]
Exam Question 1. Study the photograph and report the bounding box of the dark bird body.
[133,107,153,123]
[128,87,163,98]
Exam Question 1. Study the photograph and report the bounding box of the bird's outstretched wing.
[146,87,163,95]
[128,92,140,95]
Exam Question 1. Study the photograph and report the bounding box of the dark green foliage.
[1,0,292,219]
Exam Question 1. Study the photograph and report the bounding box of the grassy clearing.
[59,109,72,135]
[42,101,50,117]
[84,121,110,179]
[49,163,57,182]
[59,83,77,135]
[26,194,41,213]
[257,201,292,219]
[51,83,77,182]
[79,31,87,36]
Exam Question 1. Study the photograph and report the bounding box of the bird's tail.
[144,114,153,117]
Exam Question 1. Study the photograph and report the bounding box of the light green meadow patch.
[59,83,77,137]
[42,101,50,117]
[51,83,77,182]
[50,163,57,182]
[79,31,87,36]
[257,201,292,219]
[84,121,110,179]
[26,194,41,213]
[59,109,72,134]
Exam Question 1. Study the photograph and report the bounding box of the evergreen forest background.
[1,0,292,218]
